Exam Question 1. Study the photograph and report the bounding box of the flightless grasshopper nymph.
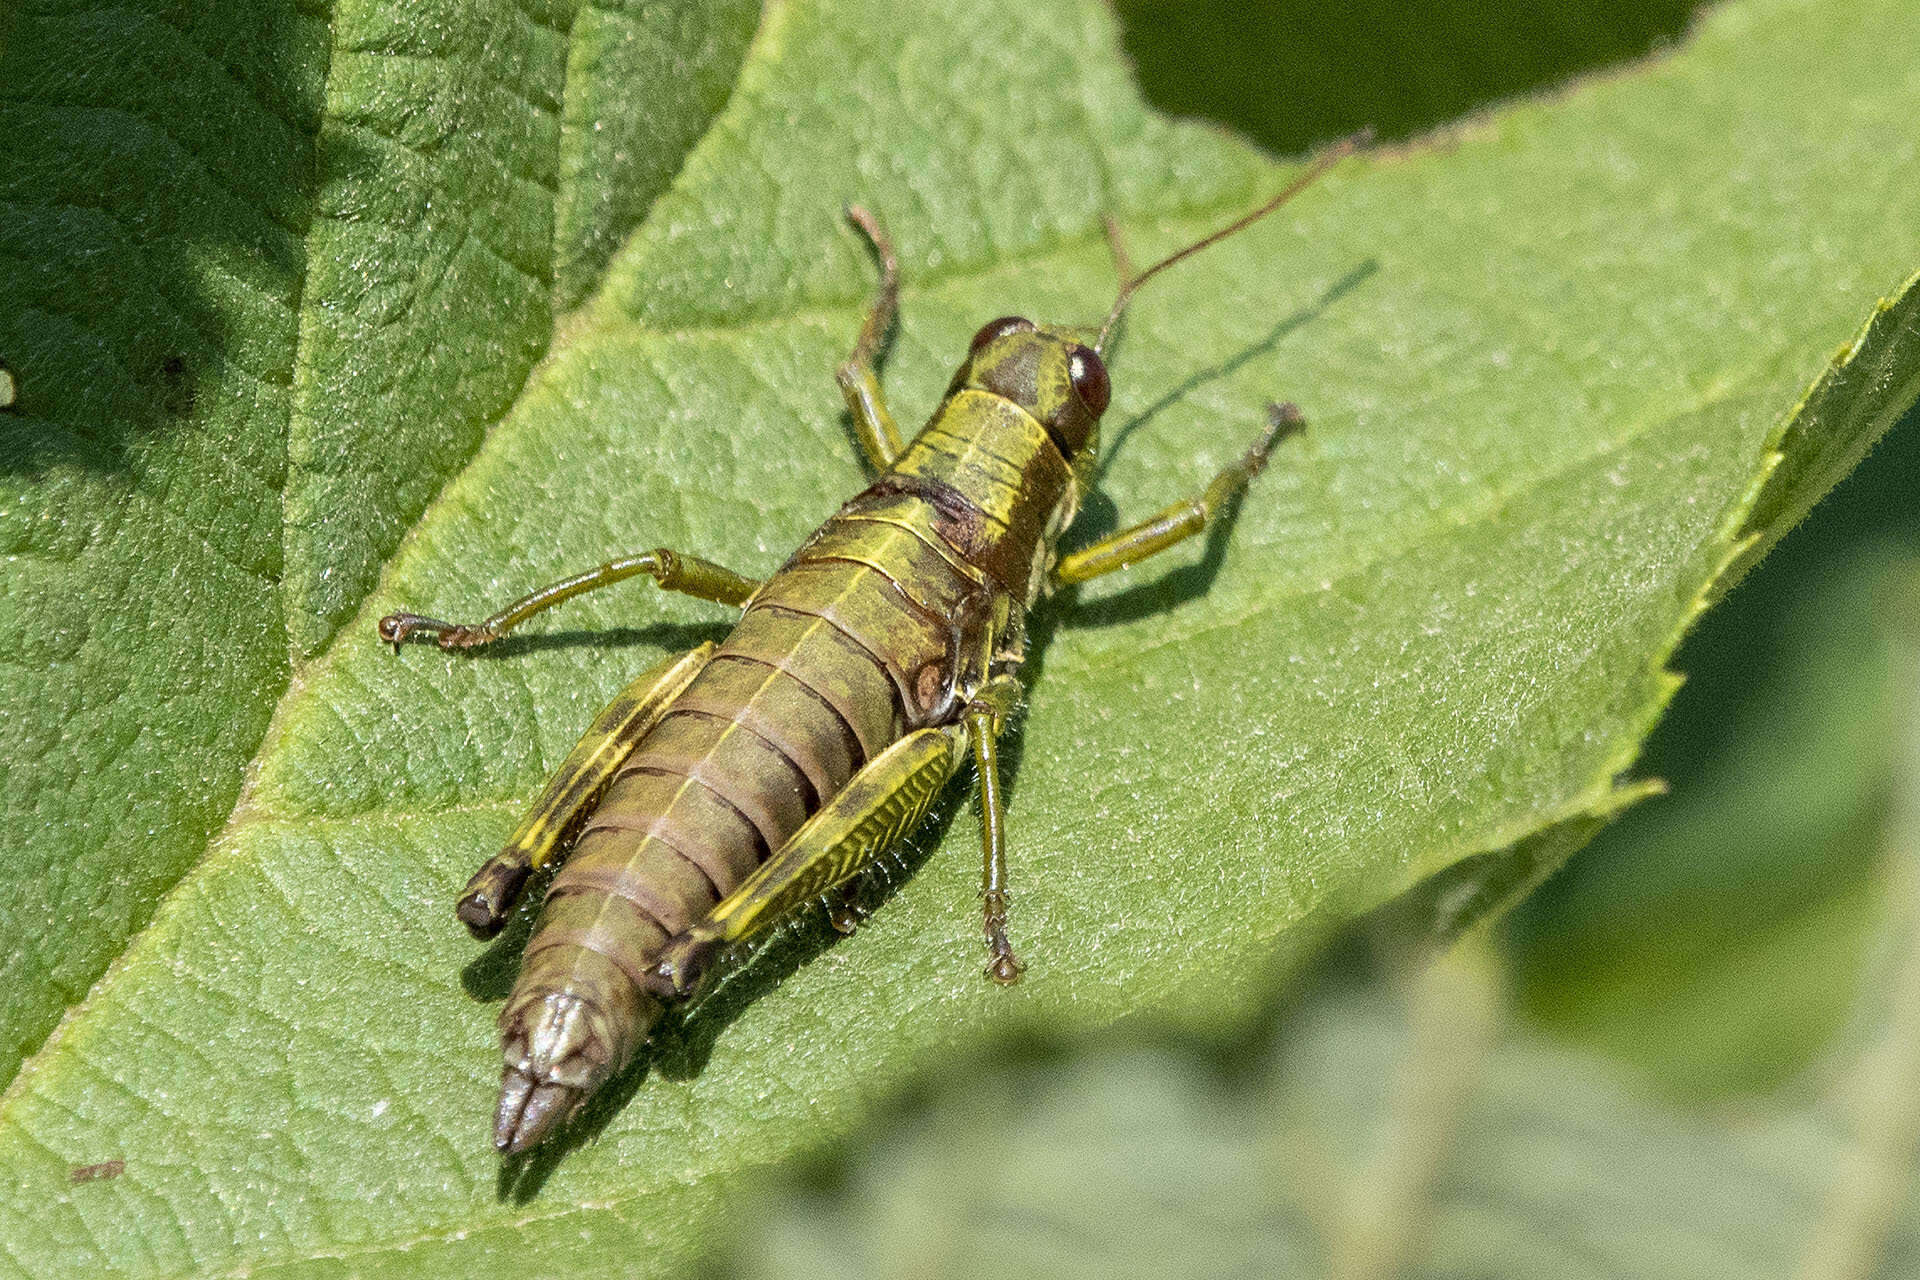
[380,134,1368,1152]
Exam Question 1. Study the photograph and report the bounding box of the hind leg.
[454,645,714,937]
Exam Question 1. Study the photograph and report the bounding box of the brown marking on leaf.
[69,1160,124,1184]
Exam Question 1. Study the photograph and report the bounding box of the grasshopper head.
[953,316,1109,460]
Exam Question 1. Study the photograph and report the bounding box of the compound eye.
[1067,345,1110,415]
[969,315,1035,351]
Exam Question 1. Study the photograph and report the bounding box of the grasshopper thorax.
[853,315,1107,607]
[950,316,1109,461]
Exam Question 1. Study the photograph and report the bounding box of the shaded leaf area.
[0,0,324,1092]
[1512,402,1920,1098]
[1115,0,1700,153]
[722,905,1920,1280]
[1,0,1918,1276]
[0,0,757,1094]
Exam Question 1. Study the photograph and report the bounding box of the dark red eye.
[969,315,1035,351]
[1067,346,1110,415]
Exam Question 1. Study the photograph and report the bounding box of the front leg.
[836,205,906,471]
[1053,402,1304,586]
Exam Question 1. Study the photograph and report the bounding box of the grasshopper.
[380,135,1366,1153]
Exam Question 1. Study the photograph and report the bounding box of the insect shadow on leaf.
[451,619,732,663]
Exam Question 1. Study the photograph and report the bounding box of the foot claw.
[1254,401,1307,463]
[377,611,449,648]
[376,612,495,650]
[982,890,1023,985]
[829,882,868,935]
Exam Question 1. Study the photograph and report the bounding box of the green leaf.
[3,0,1919,1275]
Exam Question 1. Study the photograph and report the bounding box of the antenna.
[1094,128,1372,356]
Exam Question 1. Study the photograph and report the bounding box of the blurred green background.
[710,3,1920,1275]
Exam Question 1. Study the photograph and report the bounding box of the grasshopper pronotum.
[380,133,1367,1152]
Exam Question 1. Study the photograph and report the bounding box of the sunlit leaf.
[2,0,1918,1273]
